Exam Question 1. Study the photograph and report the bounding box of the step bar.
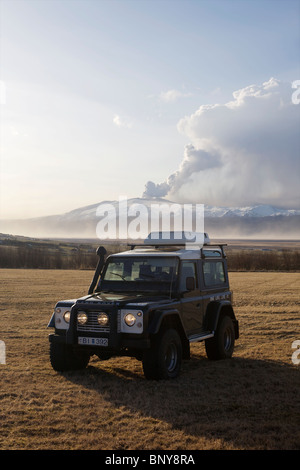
[188,331,214,343]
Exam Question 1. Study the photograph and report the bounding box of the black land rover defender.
[48,233,239,379]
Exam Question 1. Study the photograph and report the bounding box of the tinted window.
[202,249,222,257]
[180,261,198,291]
[99,256,179,293]
[104,256,178,282]
[203,261,226,286]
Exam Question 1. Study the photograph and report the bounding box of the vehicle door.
[179,260,203,335]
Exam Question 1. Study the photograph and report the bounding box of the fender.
[47,312,55,328]
[147,308,185,335]
[204,300,239,339]
[147,308,190,359]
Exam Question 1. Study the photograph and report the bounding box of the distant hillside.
[0,198,299,239]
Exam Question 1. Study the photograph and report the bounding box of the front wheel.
[205,315,235,360]
[142,329,182,380]
[50,341,90,371]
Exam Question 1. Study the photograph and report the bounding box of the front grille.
[77,311,110,333]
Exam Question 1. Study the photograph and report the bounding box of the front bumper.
[49,332,150,351]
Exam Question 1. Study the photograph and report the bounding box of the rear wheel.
[205,315,235,360]
[50,342,90,371]
[142,329,182,380]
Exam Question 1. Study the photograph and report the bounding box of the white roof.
[107,233,225,260]
[110,246,222,260]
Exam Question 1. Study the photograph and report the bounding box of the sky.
[0,0,299,219]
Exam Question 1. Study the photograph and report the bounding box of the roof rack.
[127,232,227,257]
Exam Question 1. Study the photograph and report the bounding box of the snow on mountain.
[0,198,299,239]
[60,198,300,220]
[204,204,300,218]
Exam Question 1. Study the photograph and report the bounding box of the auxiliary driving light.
[97,312,109,326]
[77,311,88,325]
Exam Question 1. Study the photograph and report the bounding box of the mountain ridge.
[31,198,300,219]
[0,198,299,239]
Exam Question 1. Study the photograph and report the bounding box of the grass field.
[0,269,299,450]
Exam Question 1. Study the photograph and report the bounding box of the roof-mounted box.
[143,231,210,246]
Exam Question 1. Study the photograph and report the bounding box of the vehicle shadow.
[61,351,300,450]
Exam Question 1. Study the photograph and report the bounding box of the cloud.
[159,89,192,103]
[142,181,170,198]
[113,114,132,128]
[143,78,300,209]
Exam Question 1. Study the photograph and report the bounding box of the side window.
[180,261,198,291]
[203,261,226,286]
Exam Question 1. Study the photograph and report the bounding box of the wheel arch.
[204,301,239,339]
[147,309,190,359]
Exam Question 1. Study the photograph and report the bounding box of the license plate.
[78,337,108,346]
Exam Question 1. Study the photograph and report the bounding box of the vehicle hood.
[56,292,173,308]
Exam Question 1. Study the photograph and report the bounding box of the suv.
[48,232,239,379]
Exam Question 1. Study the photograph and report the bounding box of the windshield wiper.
[109,272,127,280]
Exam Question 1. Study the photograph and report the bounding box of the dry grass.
[0,269,299,450]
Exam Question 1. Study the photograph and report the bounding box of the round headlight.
[98,312,109,326]
[63,311,71,323]
[124,313,136,327]
[77,311,88,325]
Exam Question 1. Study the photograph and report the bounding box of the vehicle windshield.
[98,256,179,293]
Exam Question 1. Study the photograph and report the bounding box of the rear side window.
[203,261,226,286]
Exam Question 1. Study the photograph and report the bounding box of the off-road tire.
[205,315,235,360]
[50,342,90,371]
[142,328,182,380]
